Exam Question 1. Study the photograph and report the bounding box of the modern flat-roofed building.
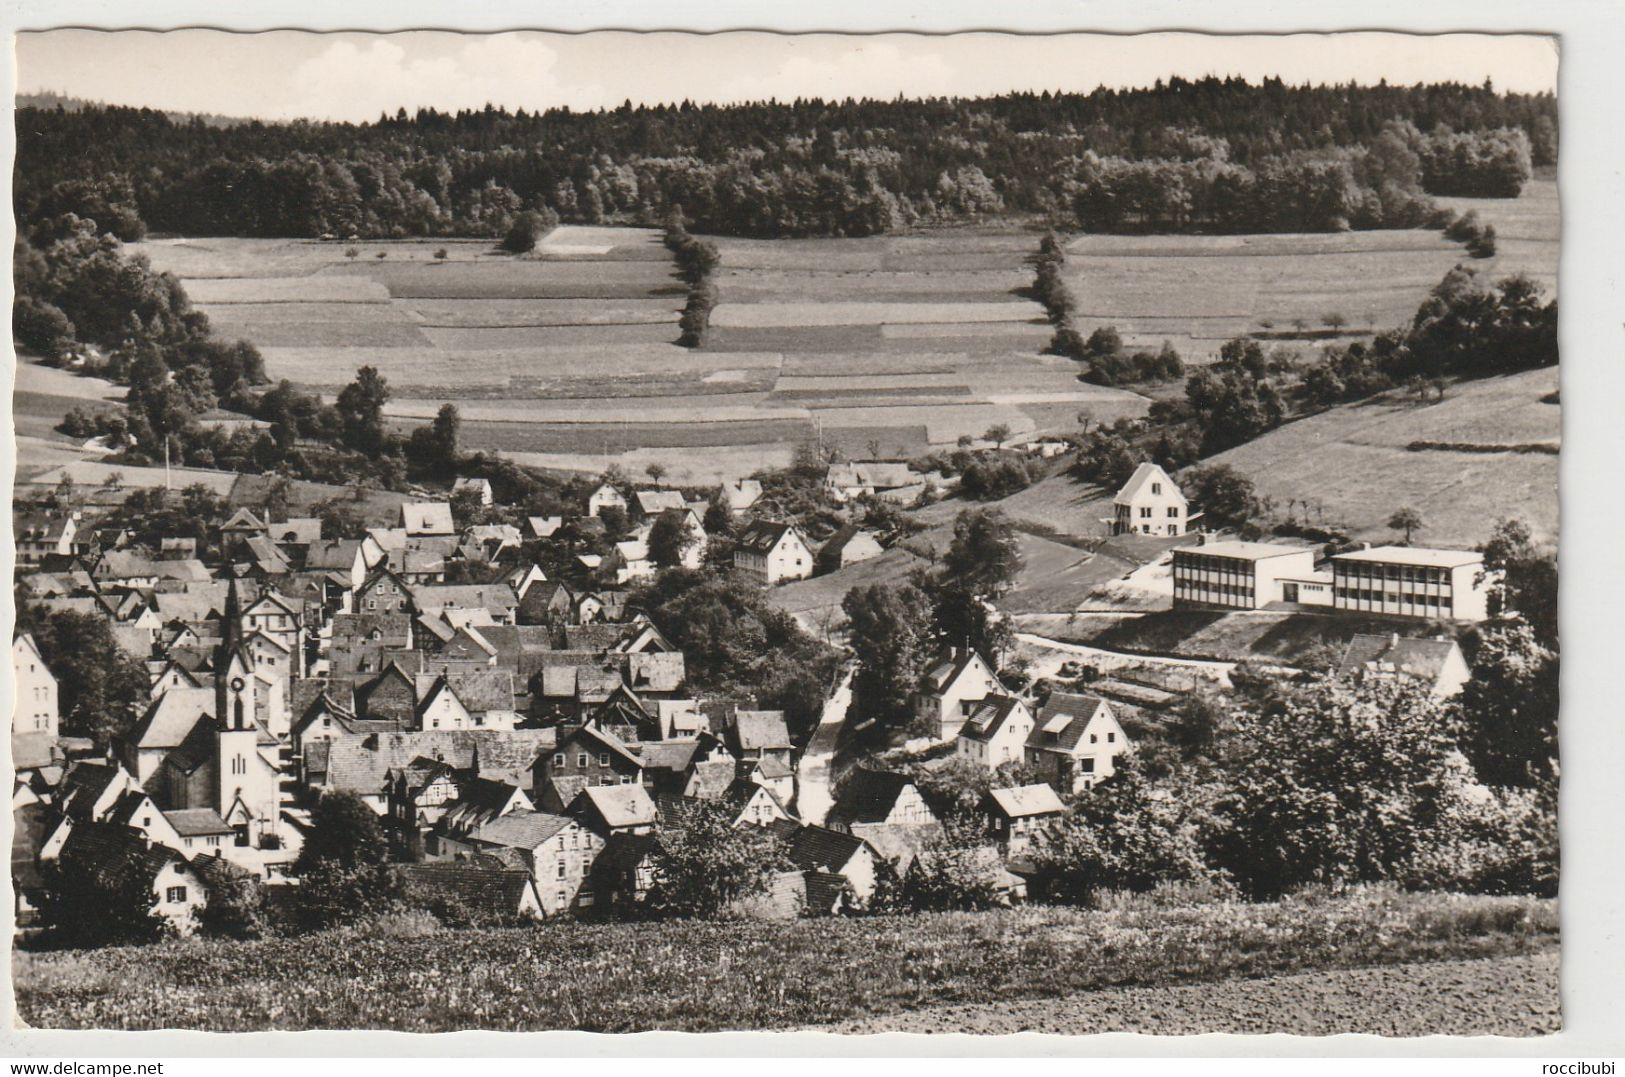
[1171,540,1318,610]
[1329,546,1488,622]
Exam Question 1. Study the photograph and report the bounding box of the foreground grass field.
[823,951,1560,1036]
[14,889,1555,1033]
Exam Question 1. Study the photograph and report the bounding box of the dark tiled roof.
[471,809,575,850]
[575,783,658,829]
[921,648,992,694]
[734,519,797,554]
[731,711,791,751]
[831,769,916,825]
[164,808,237,837]
[1337,634,1461,684]
[1028,692,1111,752]
[57,821,183,892]
[786,824,867,873]
[397,862,535,916]
[959,695,1027,744]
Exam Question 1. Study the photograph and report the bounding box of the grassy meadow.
[1205,366,1560,547]
[14,888,1555,1033]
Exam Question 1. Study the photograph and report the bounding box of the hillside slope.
[1203,367,1559,547]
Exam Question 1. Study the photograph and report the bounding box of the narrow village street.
[794,665,853,826]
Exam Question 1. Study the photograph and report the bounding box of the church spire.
[216,574,244,724]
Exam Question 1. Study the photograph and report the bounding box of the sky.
[13,30,1558,123]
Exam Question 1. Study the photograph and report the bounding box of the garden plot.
[420,323,676,349]
[402,298,678,327]
[710,301,1037,328]
[182,276,392,304]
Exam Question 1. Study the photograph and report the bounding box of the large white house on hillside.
[1111,463,1194,537]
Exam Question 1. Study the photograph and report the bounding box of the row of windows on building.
[1334,565,1456,584]
[1174,582,1255,600]
[1137,506,1181,518]
[1335,588,1453,611]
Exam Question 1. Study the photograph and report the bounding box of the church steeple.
[216,574,244,726]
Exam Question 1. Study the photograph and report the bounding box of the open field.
[136,227,1149,479]
[126,183,1556,481]
[1061,182,1559,360]
[1064,230,1465,359]
[1433,178,1560,294]
[12,356,127,475]
[13,889,1555,1033]
[1205,367,1560,546]
[767,548,932,637]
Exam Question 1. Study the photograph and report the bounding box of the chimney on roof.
[1362,542,1372,550]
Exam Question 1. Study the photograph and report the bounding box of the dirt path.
[794,666,852,826]
[812,951,1560,1037]
[1014,630,1237,687]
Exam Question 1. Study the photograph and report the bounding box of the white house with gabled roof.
[13,632,59,737]
[956,695,1035,770]
[587,483,628,518]
[1112,462,1194,537]
[732,520,814,585]
[914,647,1001,741]
[1024,692,1129,794]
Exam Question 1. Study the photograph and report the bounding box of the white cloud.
[283,34,582,122]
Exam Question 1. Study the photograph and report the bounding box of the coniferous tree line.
[15,78,1554,241]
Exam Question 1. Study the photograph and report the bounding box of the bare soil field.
[819,950,1559,1036]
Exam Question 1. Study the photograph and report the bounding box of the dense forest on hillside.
[15,77,1555,240]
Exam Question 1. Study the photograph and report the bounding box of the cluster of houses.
[10,451,1490,937]
[8,461,1009,935]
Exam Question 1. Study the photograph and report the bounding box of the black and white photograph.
[5,21,1585,1044]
